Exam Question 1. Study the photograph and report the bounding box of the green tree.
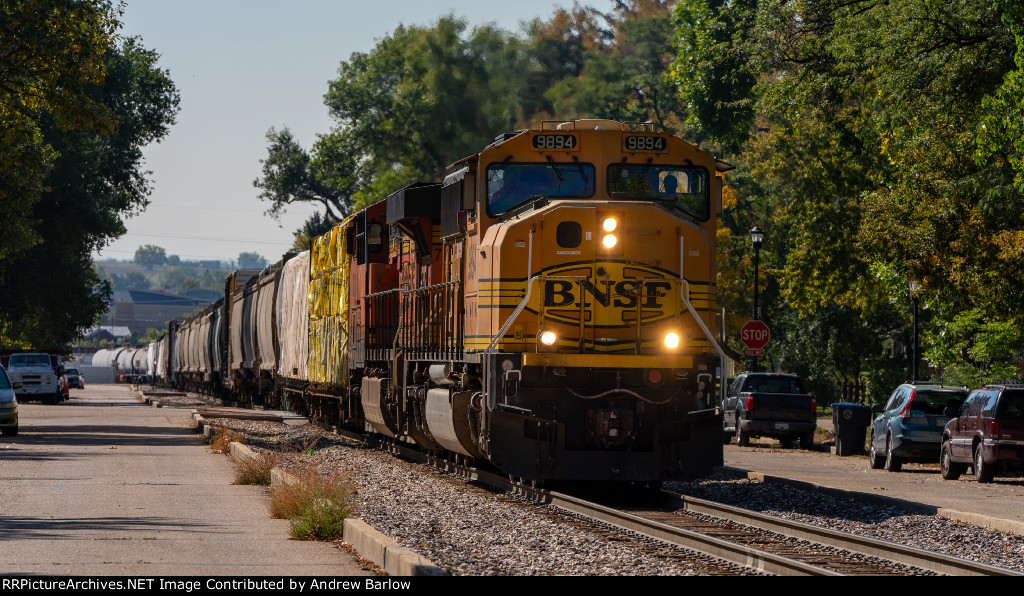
[291,211,336,252]
[545,2,687,132]
[112,271,151,291]
[670,0,757,152]
[0,33,180,349]
[238,252,268,269]
[254,127,358,223]
[134,244,168,270]
[669,0,1024,387]
[255,15,532,219]
[0,0,119,262]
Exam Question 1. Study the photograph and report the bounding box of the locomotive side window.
[367,222,384,253]
[607,164,710,221]
[487,162,595,216]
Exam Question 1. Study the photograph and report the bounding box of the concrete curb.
[230,442,446,576]
[719,465,1024,537]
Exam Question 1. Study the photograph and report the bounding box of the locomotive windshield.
[487,162,595,216]
[607,164,710,221]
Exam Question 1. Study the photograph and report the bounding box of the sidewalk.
[0,384,374,576]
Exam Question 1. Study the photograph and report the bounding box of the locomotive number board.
[623,134,668,153]
[531,133,579,151]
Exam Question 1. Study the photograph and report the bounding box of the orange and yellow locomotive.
[300,119,731,483]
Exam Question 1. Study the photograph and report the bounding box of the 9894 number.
[531,134,578,150]
[623,135,667,152]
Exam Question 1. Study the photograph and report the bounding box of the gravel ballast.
[170,393,1024,576]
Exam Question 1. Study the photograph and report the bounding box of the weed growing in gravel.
[208,427,245,454]
[234,450,279,485]
[270,464,355,541]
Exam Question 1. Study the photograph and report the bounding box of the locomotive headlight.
[539,331,558,346]
[602,234,617,249]
[664,332,681,349]
[602,217,617,232]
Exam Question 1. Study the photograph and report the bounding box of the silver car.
[0,364,18,436]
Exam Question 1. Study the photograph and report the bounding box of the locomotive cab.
[441,120,728,481]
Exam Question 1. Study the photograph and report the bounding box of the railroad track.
[329,421,1023,576]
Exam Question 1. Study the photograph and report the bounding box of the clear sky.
[94,0,570,264]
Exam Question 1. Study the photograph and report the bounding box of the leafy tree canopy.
[0,18,180,349]
[238,252,268,269]
[671,0,1024,390]
[0,0,120,261]
[134,244,168,269]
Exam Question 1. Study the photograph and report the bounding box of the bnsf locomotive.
[151,119,732,483]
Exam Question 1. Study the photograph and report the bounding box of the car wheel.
[884,435,902,472]
[800,432,813,450]
[868,432,885,469]
[737,428,750,447]
[940,440,964,480]
[974,445,995,483]
[722,421,733,444]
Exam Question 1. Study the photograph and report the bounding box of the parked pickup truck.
[722,372,817,449]
[4,352,65,404]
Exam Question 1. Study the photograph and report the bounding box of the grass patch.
[270,464,355,541]
[235,450,279,485]
[207,426,245,453]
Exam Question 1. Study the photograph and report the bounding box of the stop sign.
[740,320,770,350]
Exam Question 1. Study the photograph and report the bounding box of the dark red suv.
[940,385,1024,482]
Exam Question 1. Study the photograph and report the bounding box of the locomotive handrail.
[679,236,728,404]
[400,281,463,360]
[365,281,464,361]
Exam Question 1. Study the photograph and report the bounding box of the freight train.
[148,119,732,483]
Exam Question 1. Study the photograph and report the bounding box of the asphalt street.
[724,438,1024,533]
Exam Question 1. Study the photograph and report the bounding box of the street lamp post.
[908,279,919,382]
[749,226,764,371]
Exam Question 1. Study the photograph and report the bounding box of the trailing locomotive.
[152,119,731,484]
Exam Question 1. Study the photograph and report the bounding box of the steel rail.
[356,436,839,576]
[664,491,1023,577]
[318,421,1021,576]
[545,490,842,576]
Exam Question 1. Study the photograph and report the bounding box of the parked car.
[722,372,817,449]
[868,382,968,471]
[0,364,18,436]
[940,385,1024,482]
[65,367,84,389]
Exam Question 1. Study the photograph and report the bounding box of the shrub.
[235,450,278,485]
[208,426,245,453]
[270,464,355,541]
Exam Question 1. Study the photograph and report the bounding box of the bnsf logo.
[534,263,676,325]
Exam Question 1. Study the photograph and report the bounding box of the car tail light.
[810,397,817,413]
[990,420,999,436]
[745,394,754,411]
[899,389,917,418]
